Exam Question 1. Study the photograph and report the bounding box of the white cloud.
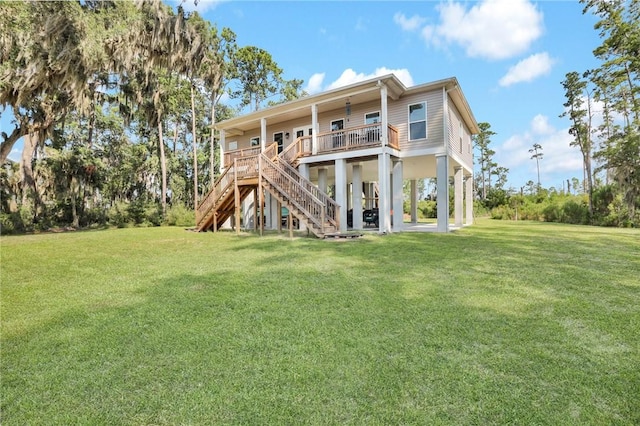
[393,12,426,32]
[496,114,583,187]
[326,67,414,90]
[305,73,326,95]
[422,0,544,60]
[499,53,554,87]
[531,114,555,136]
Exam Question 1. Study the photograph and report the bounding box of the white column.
[378,152,390,233]
[335,159,347,232]
[270,194,279,229]
[298,164,310,232]
[454,166,463,228]
[352,164,363,230]
[392,159,404,232]
[219,129,226,171]
[380,83,388,147]
[436,154,449,233]
[311,104,318,155]
[465,175,474,225]
[410,179,418,223]
[260,118,267,151]
[318,167,328,193]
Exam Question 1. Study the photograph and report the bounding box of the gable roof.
[217,74,479,135]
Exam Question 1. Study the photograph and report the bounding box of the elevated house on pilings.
[196,75,479,238]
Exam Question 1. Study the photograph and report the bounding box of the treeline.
[476,0,639,228]
[0,0,303,234]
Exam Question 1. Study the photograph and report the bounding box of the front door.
[292,125,313,152]
[274,132,284,154]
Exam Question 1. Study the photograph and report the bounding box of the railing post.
[234,158,240,235]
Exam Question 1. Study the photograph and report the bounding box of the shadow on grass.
[2,222,639,424]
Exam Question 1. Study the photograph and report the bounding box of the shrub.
[490,205,515,220]
[562,199,588,224]
[417,200,437,218]
[164,204,195,227]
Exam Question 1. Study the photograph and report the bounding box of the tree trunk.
[158,119,167,216]
[70,175,79,228]
[1,125,26,164]
[20,133,38,207]
[210,98,216,184]
[191,84,198,212]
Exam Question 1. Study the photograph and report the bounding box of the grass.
[1,219,639,424]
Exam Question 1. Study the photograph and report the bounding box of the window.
[331,119,345,148]
[250,137,260,147]
[459,122,463,153]
[409,102,427,141]
[273,132,284,153]
[365,111,380,125]
[228,141,238,150]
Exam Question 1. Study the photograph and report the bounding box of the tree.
[231,46,283,112]
[529,143,543,190]
[473,122,497,200]
[560,71,595,218]
[581,0,640,222]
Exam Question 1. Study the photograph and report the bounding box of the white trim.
[408,101,427,141]
[330,118,345,131]
[364,110,381,125]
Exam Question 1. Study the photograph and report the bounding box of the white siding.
[388,91,444,151]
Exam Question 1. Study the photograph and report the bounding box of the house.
[196,74,479,237]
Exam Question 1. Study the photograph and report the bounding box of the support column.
[298,164,310,232]
[335,159,347,232]
[318,167,328,193]
[311,104,318,155]
[380,83,388,147]
[378,152,391,233]
[219,129,226,171]
[392,159,403,232]
[436,154,449,233]
[270,194,279,230]
[352,164,363,230]
[454,166,463,228]
[260,118,267,151]
[465,175,474,225]
[410,179,418,223]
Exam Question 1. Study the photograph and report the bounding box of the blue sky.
[2,0,603,192]
[189,0,602,191]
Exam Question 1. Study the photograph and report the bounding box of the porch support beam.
[352,164,363,230]
[311,104,318,155]
[436,154,449,233]
[378,152,391,233]
[465,175,474,225]
[410,179,418,223]
[219,129,226,171]
[260,117,267,151]
[298,164,310,232]
[380,83,388,147]
[392,159,404,232]
[318,167,328,193]
[454,166,463,228]
[335,158,347,232]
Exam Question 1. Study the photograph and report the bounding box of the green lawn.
[1,220,639,424]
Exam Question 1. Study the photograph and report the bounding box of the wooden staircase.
[196,144,339,238]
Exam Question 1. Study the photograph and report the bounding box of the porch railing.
[315,123,399,154]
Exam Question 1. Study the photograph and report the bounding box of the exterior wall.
[447,99,473,167]
[223,88,449,154]
[389,90,444,152]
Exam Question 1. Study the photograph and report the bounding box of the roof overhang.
[217,74,479,136]
[217,74,406,135]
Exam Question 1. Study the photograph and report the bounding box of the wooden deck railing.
[224,146,261,167]
[261,153,339,231]
[314,123,399,154]
[196,163,234,226]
